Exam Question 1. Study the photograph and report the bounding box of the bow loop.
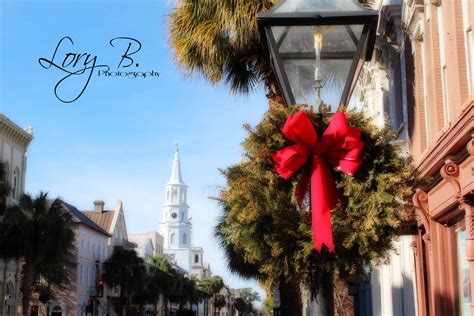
[282,111,318,147]
[273,144,310,180]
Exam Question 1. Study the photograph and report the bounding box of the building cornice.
[415,99,474,179]
[401,0,424,41]
[0,115,33,151]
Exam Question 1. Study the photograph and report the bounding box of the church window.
[12,168,19,199]
[183,234,187,245]
[181,192,185,202]
[171,233,175,244]
[181,212,184,221]
[167,190,170,201]
[172,188,177,202]
[195,254,199,263]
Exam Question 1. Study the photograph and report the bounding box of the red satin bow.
[273,111,364,252]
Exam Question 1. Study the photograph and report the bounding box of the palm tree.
[168,0,285,105]
[2,192,76,316]
[145,265,162,315]
[102,246,147,316]
[150,256,177,316]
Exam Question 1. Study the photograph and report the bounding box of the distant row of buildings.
[0,115,236,316]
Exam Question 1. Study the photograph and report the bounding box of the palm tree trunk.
[264,65,286,109]
[21,261,35,316]
[278,278,302,316]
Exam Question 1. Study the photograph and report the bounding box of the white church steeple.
[168,145,185,185]
[159,147,192,273]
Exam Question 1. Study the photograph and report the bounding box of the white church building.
[159,148,210,279]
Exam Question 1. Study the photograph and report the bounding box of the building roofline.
[0,114,33,150]
[61,201,112,237]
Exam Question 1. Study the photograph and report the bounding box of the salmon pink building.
[402,0,474,315]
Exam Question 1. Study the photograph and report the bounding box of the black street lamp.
[257,0,378,111]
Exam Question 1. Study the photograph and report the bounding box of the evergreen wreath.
[215,102,420,291]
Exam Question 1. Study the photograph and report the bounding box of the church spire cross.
[168,146,185,185]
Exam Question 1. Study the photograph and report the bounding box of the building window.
[51,306,62,316]
[12,168,19,200]
[195,254,199,263]
[86,266,89,285]
[183,234,187,245]
[462,0,474,95]
[170,233,175,245]
[467,29,474,94]
[457,223,471,315]
[390,57,404,131]
[442,66,449,124]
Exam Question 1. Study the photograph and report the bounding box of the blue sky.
[1,0,268,298]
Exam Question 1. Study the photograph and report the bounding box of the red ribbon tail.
[311,157,338,253]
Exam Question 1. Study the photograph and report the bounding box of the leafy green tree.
[238,288,261,313]
[213,294,226,315]
[2,193,76,316]
[195,277,212,315]
[215,104,420,315]
[235,297,248,314]
[102,246,147,315]
[194,275,224,316]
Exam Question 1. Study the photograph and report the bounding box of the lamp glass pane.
[272,25,363,54]
[269,24,364,108]
[282,59,352,109]
[274,0,366,13]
